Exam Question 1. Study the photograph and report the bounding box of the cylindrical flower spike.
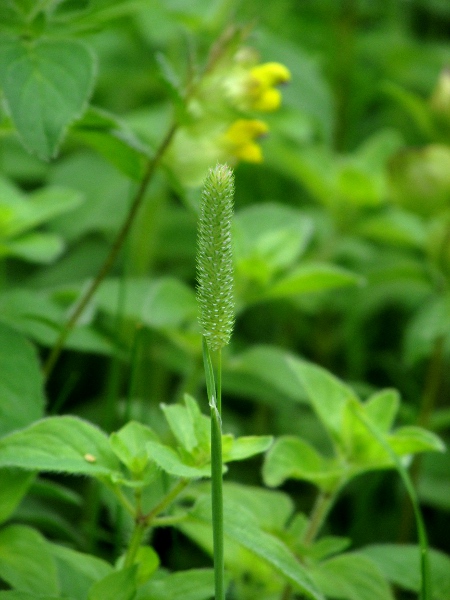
[196,164,235,352]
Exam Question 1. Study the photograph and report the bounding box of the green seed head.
[196,164,235,352]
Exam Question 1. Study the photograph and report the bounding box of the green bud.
[196,164,235,351]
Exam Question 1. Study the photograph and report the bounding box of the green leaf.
[95,277,197,330]
[88,566,137,600]
[0,469,35,525]
[224,435,273,462]
[388,426,445,455]
[267,263,364,299]
[263,436,343,492]
[287,357,358,447]
[310,552,394,600]
[225,345,308,406]
[0,36,96,159]
[357,209,426,249]
[0,288,115,355]
[146,440,211,479]
[188,496,324,600]
[0,416,122,478]
[73,106,150,180]
[136,568,215,600]
[362,544,450,600]
[219,482,294,531]
[161,402,199,453]
[234,203,313,286]
[0,524,59,595]
[109,421,158,478]
[307,536,351,561]
[363,389,400,433]
[49,543,113,600]
[0,177,83,238]
[0,322,45,436]
[1,231,64,263]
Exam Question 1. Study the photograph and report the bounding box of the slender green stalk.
[352,405,432,600]
[123,478,189,568]
[43,122,177,380]
[302,489,339,546]
[210,380,225,600]
[203,340,225,600]
[280,487,340,600]
[197,165,235,600]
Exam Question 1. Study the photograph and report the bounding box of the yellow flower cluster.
[165,45,291,186]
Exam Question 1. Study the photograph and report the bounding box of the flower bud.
[196,164,235,351]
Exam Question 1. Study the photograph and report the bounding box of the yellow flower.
[222,60,291,113]
[247,62,291,111]
[221,119,269,163]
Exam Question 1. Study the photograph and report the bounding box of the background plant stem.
[43,123,177,380]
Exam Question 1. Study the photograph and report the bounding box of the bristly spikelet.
[196,164,235,352]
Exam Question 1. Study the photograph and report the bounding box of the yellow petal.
[250,62,291,86]
[251,88,281,112]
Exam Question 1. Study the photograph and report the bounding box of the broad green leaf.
[0,416,122,478]
[0,469,34,525]
[357,209,426,249]
[88,566,137,600]
[146,440,211,479]
[73,106,150,180]
[287,357,359,447]
[388,426,445,455]
[267,263,364,299]
[1,232,64,263]
[225,345,308,406]
[95,277,197,330]
[136,568,215,600]
[362,544,450,600]
[220,482,294,531]
[189,496,324,600]
[0,36,96,159]
[0,322,45,436]
[310,552,394,600]
[49,543,113,600]
[0,180,84,238]
[263,436,343,492]
[0,524,59,594]
[134,546,159,585]
[0,288,115,355]
[161,402,198,452]
[109,421,158,477]
[224,435,273,462]
[234,203,313,286]
[307,536,351,562]
[363,389,400,433]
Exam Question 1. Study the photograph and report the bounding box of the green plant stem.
[211,388,225,600]
[302,489,338,546]
[280,488,339,600]
[202,341,225,600]
[43,122,177,380]
[398,335,444,542]
[123,478,189,568]
[123,518,147,567]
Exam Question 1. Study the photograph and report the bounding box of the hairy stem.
[43,123,177,380]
